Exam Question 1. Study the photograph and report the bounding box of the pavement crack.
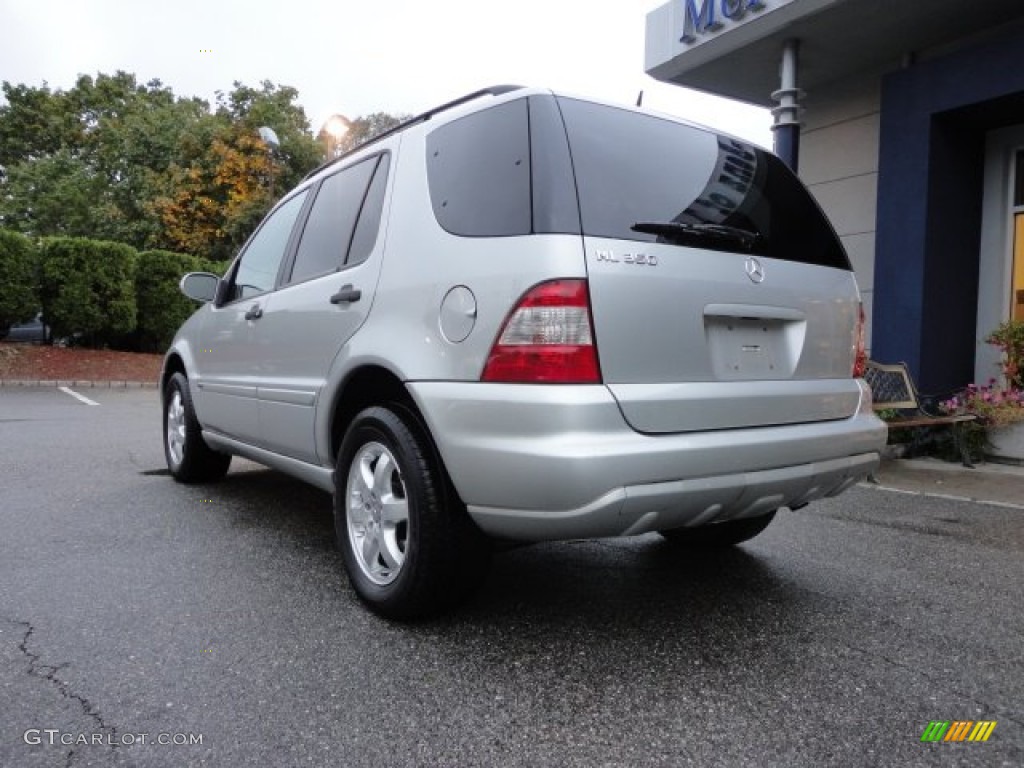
[16,621,118,750]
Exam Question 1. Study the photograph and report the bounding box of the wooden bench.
[864,360,978,467]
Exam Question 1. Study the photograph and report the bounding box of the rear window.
[555,97,851,270]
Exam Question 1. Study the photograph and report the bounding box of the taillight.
[481,279,601,383]
[852,303,867,378]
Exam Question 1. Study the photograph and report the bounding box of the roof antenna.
[636,90,644,107]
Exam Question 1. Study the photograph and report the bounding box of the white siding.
[798,74,882,349]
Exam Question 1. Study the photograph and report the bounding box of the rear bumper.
[407,381,886,541]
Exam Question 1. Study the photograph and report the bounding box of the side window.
[231,191,308,301]
[288,156,378,285]
[348,154,391,266]
[426,99,531,237]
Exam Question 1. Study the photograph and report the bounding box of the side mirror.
[179,272,220,303]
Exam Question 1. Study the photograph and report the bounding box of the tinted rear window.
[556,97,851,270]
[426,99,531,237]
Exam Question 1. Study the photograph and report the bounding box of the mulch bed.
[0,343,163,383]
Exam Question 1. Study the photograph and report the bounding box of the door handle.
[244,304,263,320]
[330,284,362,305]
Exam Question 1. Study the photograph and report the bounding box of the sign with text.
[681,0,768,44]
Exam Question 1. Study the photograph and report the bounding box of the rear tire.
[335,405,488,620]
[658,511,776,548]
[163,372,232,483]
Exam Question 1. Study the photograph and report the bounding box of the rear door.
[556,97,863,434]
[253,151,392,463]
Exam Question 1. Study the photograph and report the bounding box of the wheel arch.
[161,351,187,399]
[328,365,427,469]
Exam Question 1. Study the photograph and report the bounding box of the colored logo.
[920,720,996,742]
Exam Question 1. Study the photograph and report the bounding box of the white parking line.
[59,386,100,406]
[859,481,1024,511]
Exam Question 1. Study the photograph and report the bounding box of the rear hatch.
[556,96,863,434]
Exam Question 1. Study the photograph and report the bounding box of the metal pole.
[771,39,802,171]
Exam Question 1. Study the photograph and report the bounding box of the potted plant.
[943,319,1024,462]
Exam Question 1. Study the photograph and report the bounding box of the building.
[646,0,1024,392]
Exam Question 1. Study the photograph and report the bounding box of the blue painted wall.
[875,29,1024,393]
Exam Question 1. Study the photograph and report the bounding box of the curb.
[863,457,1024,511]
[0,379,158,389]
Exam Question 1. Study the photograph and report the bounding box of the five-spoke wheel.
[345,441,409,585]
[335,405,488,619]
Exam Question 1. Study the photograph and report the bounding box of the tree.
[335,112,410,154]
[214,80,322,192]
[0,82,81,166]
[0,74,322,256]
[151,123,278,261]
[0,150,104,237]
[0,72,206,246]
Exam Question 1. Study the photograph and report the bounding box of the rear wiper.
[631,221,762,251]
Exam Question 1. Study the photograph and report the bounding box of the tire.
[335,405,488,620]
[163,372,232,483]
[658,511,776,548]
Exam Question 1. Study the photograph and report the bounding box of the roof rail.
[303,84,525,181]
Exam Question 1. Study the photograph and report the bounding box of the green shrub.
[135,250,205,351]
[39,237,137,346]
[200,258,231,277]
[0,229,39,332]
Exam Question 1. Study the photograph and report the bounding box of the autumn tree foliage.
[152,126,279,261]
[0,73,321,260]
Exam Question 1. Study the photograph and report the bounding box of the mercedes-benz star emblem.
[744,256,765,284]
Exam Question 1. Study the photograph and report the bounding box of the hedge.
[3,228,229,349]
[0,229,39,332]
[39,236,138,346]
[135,250,205,351]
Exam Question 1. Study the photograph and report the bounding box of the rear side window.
[288,155,379,284]
[556,97,851,270]
[427,99,531,237]
[348,154,390,266]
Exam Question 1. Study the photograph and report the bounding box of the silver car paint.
[406,379,883,534]
[164,86,887,543]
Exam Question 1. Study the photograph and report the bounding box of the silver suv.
[162,86,886,618]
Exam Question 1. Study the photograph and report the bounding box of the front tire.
[335,405,487,619]
[163,372,231,483]
[659,511,776,548]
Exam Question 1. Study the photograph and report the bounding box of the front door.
[191,190,309,443]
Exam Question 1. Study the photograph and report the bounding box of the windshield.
[556,97,851,270]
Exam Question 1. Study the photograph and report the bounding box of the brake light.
[852,303,867,378]
[481,279,601,383]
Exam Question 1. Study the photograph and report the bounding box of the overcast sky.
[0,0,772,147]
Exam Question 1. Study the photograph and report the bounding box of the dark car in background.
[2,313,48,343]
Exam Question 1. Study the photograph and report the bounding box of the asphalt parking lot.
[1,386,1022,767]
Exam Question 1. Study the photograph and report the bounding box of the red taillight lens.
[852,303,867,378]
[481,279,601,383]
